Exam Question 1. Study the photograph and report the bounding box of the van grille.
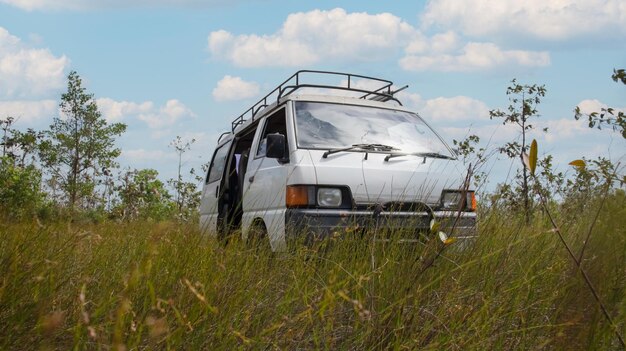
[355,202,433,213]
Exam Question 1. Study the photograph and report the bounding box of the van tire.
[216,215,230,245]
[247,220,272,254]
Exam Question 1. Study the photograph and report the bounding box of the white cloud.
[0,0,243,11]
[208,8,415,67]
[396,91,490,124]
[405,30,461,55]
[576,98,625,116]
[0,0,49,10]
[396,91,423,109]
[576,99,609,115]
[421,0,626,41]
[418,96,490,122]
[539,118,594,143]
[0,99,56,124]
[0,27,69,98]
[208,30,234,56]
[96,98,153,122]
[573,98,625,135]
[138,99,196,129]
[212,75,260,102]
[96,97,195,129]
[400,42,550,72]
[208,8,553,72]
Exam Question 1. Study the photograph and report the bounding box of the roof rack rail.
[217,131,231,143]
[229,70,407,132]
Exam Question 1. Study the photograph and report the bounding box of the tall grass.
[1,192,625,350]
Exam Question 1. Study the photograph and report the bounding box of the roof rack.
[229,70,408,132]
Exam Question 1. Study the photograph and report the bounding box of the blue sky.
[1,0,624,189]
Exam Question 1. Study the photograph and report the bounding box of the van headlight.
[287,185,352,208]
[317,188,342,207]
[440,190,476,211]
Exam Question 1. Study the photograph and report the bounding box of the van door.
[199,140,232,236]
[242,108,288,249]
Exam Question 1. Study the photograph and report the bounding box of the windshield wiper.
[322,144,399,158]
[384,152,455,162]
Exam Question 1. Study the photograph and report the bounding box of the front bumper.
[285,208,477,243]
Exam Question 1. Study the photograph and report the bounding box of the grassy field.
[1,192,625,350]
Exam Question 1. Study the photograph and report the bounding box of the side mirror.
[266,133,288,162]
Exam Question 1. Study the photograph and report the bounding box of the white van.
[200,70,476,251]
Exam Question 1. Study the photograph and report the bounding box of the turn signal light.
[469,192,477,211]
[286,185,314,207]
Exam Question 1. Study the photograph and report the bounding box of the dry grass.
[1,192,625,350]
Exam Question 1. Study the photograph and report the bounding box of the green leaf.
[569,159,586,168]
[529,139,538,175]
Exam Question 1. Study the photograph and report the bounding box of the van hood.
[308,150,465,206]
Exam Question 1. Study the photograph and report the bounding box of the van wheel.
[218,219,241,245]
[217,218,230,244]
[247,222,272,254]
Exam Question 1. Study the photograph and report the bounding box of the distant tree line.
[0,69,624,223]
[0,71,204,222]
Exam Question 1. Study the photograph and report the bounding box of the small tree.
[1,116,14,158]
[0,156,44,219]
[168,136,201,220]
[451,134,493,189]
[575,68,625,138]
[564,157,622,202]
[39,71,127,215]
[115,168,174,220]
[0,116,45,219]
[1,117,44,168]
[490,79,546,223]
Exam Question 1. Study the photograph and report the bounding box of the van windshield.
[294,101,453,156]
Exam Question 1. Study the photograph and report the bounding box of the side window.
[206,143,230,184]
[256,108,287,157]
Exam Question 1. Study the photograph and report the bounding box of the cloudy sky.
[0,0,624,188]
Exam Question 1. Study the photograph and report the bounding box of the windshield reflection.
[294,101,452,155]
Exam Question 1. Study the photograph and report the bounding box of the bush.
[0,156,44,220]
